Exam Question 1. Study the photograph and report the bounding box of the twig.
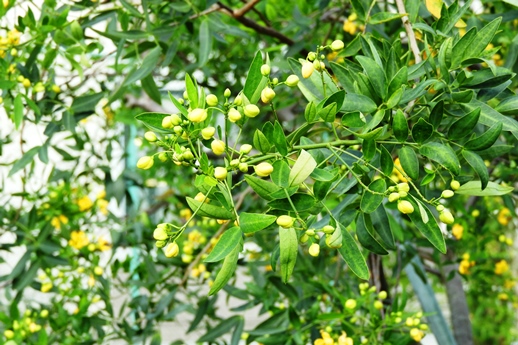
[233,0,261,18]
[395,0,422,64]
[179,187,252,287]
[189,4,221,20]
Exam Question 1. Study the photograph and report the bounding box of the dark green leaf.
[370,205,395,250]
[380,145,394,176]
[388,66,407,99]
[469,17,502,57]
[362,139,376,161]
[244,52,268,104]
[337,224,369,280]
[70,92,103,114]
[369,12,406,24]
[462,150,489,190]
[342,93,378,114]
[419,142,460,175]
[124,46,161,86]
[186,197,234,220]
[268,194,316,211]
[198,316,242,342]
[356,212,388,255]
[398,146,419,180]
[253,129,271,154]
[244,175,281,201]
[135,112,169,133]
[141,75,162,104]
[393,109,408,142]
[8,146,40,177]
[273,121,288,156]
[279,227,298,283]
[185,74,198,108]
[204,227,242,262]
[198,19,212,67]
[429,101,444,129]
[304,101,317,122]
[406,197,446,253]
[318,102,338,122]
[464,123,502,151]
[412,118,433,144]
[360,179,386,214]
[495,95,518,115]
[209,243,242,295]
[271,160,290,188]
[240,213,277,234]
[451,27,477,68]
[357,56,386,100]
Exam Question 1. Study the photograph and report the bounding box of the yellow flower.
[393,158,408,182]
[314,331,334,345]
[497,208,512,226]
[97,190,106,199]
[94,266,103,275]
[97,235,111,251]
[459,259,471,275]
[69,230,90,249]
[41,282,53,293]
[179,208,192,219]
[495,260,509,275]
[97,198,109,215]
[7,29,20,45]
[343,20,358,35]
[451,224,464,240]
[77,196,93,211]
[338,332,354,345]
[51,214,69,230]
[88,274,96,287]
[504,280,516,289]
[188,229,207,245]
[410,328,424,342]
[498,293,509,300]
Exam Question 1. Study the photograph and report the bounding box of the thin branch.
[189,4,221,20]
[395,0,422,64]
[233,0,261,18]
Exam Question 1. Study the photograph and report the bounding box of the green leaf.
[198,19,212,67]
[438,37,452,83]
[386,88,403,109]
[13,94,23,129]
[342,93,378,114]
[337,224,370,280]
[186,197,234,220]
[342,112,366,127]
[369,12,407,24]
[253,130,271,154]
[124,46,161,86]
[412,118,434,144]
[388,67,407,99]
[70,92,103,114]
[271,160,290,188]
[380,145,394,176]
[239,213,277,234]
[185,74,199,108]
[209,242,242,296]
[451,27,477,68]
[289,150,317,187]
[8,146,40,177]
[279,227,298,283]
[244,51,268,104]
[356,212,388,255]
[464,100,518,137]
[362,139,376,161]
[313,179,334,201]
[393,109,408,142]
[268,194,316,211]
[429,100,444,129]
[310,168,338,182]
[120,0,144,17]
[464,123,502,151]
[204,227,242,263]
[495,95,518,115]
[361,179,386,213]
[141,74,162,104]
[461,70,513,89]
[169,92,188,116]
[356,56,386,100]
[330,62,356,93]
[419,142,460,175]
[398,146,419,180]
[273,121,288,156]
[462,150,489,190]
[318,102,338,122]
[288,58,338,103]
[469,17,502,57]
[370,205,396,250]
[455,181,513,196]
[406,197,446,253]
[135,112,169,133]
[230,317,245,345]
[244,175,281,201]
[198,316,242,342]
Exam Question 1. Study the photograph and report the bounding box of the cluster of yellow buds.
[0,28,20,58]
[343,13,363,35]
[182,229,208,263]
[494,259,510,275]
[314,330,353,345]
[96,189,109,215]
[451,224,464,240]
[497,208,512,226]
[498,234,513,246]
[387,182,414,214]
[459,253,475,275]
[4,310,46,341]
[302,40,344,80]
[391,158,408,183]
[153,223,173,246]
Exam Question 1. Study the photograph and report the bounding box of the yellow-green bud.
[234,95,242,106]
[398,191,408,198]
[240,144,252,154]
[158,152,168,162]
[224,88,231,98]
[238,162,248,172]
[214,167,228,180]
[4,330,14,339]
[439,210,454,224]
[201,126,216,140]
[345,299,357,309]
[164,242,179,258]
[169,114,181,125]
[436,204,445,212]
[276,215,295,228]
[331,39,345,51]
[40,309,49,318]
[254,162,274,177]
[260,64,270,76]
[441,189,454,198]
[162,116,174,128]
[206,94,218,107]
[306,229,316,236]
[307,52,317,61]
[397,200,414,214]
[211,139,226,155]
[322,225,335,234]
[144,131,157,142]
[285,74,299,87]
[153,227,168,241]
[173,125,183,135]
[388,192,400,202]
[374,300,384,310]
[397,183,410,192]
[22,78,31,88]
[272,77,279,85]
[34,82,45,93]
[450,180,460,190]
[188,108,208,123]
[230,159,240,167]
[155,240,166,248]
[244,104,260,118]
[183,90,188,100]
[51,84,61,93]
[183,150,194,160]
[302,61,314,78]
[300,233,309,243]
[228,108,242,122]
[261,87,276,103]
[308,243,320,257]
[136,156,154,170]
[378,290,387,300]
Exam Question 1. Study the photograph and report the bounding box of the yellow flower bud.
[322,225,335,234]
[224,88,231,98]
[33,82,45,93]
[51,84,61,93]
[378,290,387,300]
[388,192,400,202]
[450,180,460,190]
[331,40,344,51]
[94,266,103,275]
[153,227,168,241]
[4,330,14,339]
[261,87,276,103]
[285,74,299,87]
[307,52,317,61]
[397,200,414,214]
[302,61,314,78]
[441,189,454,198]
[40,310,49,318]
[254,162,274,177]
[244,104,260,118]
[234,94,243,106]
[345,299,357,309]
[201,126,215,140]
[228,108,242,122]
[397,182,410,192]
[162,116,174,128]
[214,167,228,180]
[136,156,154,170]
[308,243,320,257]
[439,210,455,224]
[188,108,208,123]
[164,242,179,258]
[276,215,295,228]
[398,191,408,198]
[240,144,252,154]
[144,131,157,142]
[374,300,384,310]
[22,78,31,88]
[206,94,218,107]
[238,162,248,172]
[211,139,226,155]
[170,113,181,125]
[260,64,270,76]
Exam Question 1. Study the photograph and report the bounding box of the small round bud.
[345,299,357,309]
[378,290,387,300]
[230,159,240,167]
[144,131,157,142]
[374,300,384,310]
[388,192,400,202]
[285,74,299,87]
[302,61,314,78]
[228,108,242,122]
[153,227,168,241]
[155,240,166,248]
[34,82,45,93]
[224,88,231,98]
[397,183,410,192]
[22,78,31,88]
[234,95,243,106]
[183,150,194,160]
[276,215,295,228]
[214,167,228,180]
[244,104,260,118]
[211,139,226,155]
[436,204,445,212]
[260,64,270,76]
[173,125,183,135]
[40,310,49,318]
[238,162,248,172]
[51,84,61,93]
[188,108,208,123]
[183,90,188,100]
[272,77,279,85]
[398,191,408,198]
[306,229,316,236]
[331,39,345,51]
[4,330,14,339]
[397,200,414,214]
[307,52,317,61]
[261,87,276,104]
[471,209,480,217]
[164,242,180,258]
[450,180,460,190]
[308,243,320,257]
[322,225,335,234]
[162,116,174,129]
[254,162,274,177]
[300,233,309,243]
[201,126,216,140]
[170,113,181,125]
[439,210,455,224]
[136,156,154,170]
[206,94,218,107]
[441,189,454,198]
[240,144,253,154]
